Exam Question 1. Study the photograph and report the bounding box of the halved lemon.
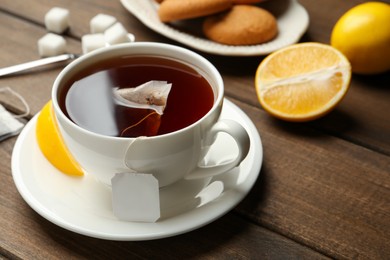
[255,42,351,122]
[36,101,84,176]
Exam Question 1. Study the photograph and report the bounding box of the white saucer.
[12,99,262,241]
[120,0,309,56]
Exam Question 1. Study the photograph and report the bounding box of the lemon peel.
[36,101,84,176]
[331,2,390,74]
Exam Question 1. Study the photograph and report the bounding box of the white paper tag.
[111,172,160,222]
[0,104,24,141]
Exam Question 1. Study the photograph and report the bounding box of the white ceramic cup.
[52,42,250,187]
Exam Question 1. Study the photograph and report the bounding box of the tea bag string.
[120,111,159,137]
[0,86,30,118]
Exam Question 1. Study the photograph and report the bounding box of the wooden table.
[1,0,389,259]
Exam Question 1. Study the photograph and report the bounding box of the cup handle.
[185,119,250,180]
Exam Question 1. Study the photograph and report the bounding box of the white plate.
[120,0,309,56]
[12,99,262,241]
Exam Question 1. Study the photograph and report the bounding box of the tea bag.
[0,87,29,141]
[113,81,172,137]
[113,81,172,115]
[0,105,24,141]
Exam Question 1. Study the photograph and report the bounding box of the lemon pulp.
[255,42,351,122]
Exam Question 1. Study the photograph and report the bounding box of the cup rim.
[52,42,224,140]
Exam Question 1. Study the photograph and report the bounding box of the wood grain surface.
[1,0,389,259]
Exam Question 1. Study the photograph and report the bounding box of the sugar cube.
[44,7,70,34]
[104,23,131,45]
[111,173,160,222]
[127,33,135,42]
[90,14,117,33]
[37,33,66,57]
[81,34,106,54]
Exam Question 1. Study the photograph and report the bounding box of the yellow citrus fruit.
[331,2,390,74]
[36,101,84,176]
[255,42,351,122]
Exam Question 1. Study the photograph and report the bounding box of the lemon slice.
[255,42,351,122]
[36,101,84,176]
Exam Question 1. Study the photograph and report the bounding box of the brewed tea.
[59,56,214,137]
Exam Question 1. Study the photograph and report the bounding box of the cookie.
[158,0,233,22]
[203,5,278,45]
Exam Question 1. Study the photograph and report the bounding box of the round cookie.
[158,0,233,22]
[203,5,278,45]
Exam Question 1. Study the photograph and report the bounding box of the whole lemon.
[331,2,390,74]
